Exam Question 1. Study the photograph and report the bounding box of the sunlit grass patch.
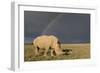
[24,43,90,61]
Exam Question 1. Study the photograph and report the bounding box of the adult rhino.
[33,35,65,56]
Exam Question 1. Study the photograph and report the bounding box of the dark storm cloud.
[24,11,58,37]
[24,11,90,43]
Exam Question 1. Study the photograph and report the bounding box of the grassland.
[24,43,90,61]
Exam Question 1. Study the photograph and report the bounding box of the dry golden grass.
[24,43,90,61]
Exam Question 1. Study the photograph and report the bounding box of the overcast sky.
[24,11,90,43]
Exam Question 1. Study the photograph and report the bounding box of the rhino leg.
[51,49,54,56]
[43,47,49,56]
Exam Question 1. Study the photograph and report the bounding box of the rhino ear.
[57,41,60,44]
[57,40,61,48]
